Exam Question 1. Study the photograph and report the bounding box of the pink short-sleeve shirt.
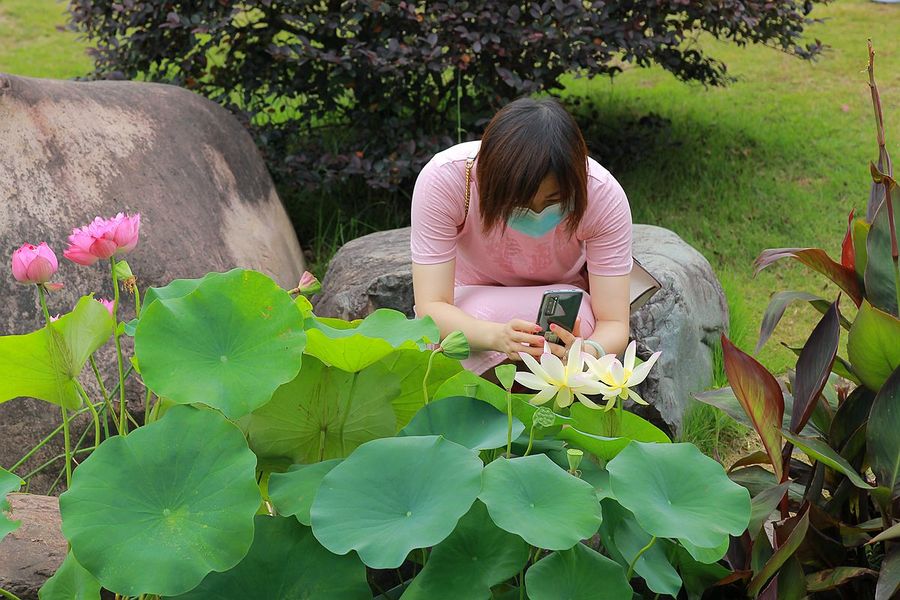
[410,141,633,288]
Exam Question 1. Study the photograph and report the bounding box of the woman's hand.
[547,319,601,360]
[493,319,547,360]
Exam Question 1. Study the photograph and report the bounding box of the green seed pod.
[532,407,556,429]
[566,448,584,473]
[494,364,516,390]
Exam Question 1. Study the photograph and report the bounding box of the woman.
[411,97,632,374]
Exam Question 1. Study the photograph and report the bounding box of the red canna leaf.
[753,248,864,307]
[790,301,841,435]
[841,209,855,270]
[721,334,785,482]
[748,504,811,597]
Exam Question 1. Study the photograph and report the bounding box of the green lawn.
[3,0,898,374]
[564,0,899,371]
[0,0,90,78]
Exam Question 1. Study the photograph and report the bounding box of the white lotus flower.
[583,340,661,410]
[514,338,605,410]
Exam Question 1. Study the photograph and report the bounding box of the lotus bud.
[11,242,59,284]
[438,330,470,360]
[293,271,321,296]
[532,407,556,429]
[494,364,516,390]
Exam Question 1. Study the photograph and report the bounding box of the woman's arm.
[412,260,546,359]
[585,272,630,355]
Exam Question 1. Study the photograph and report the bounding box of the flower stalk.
[422,349,438,405]
[37,284,73,489]
[110,258,127,436]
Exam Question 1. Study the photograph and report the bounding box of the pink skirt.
[453,284,596,374]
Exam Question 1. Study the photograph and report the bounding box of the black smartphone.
[535,289,583,344]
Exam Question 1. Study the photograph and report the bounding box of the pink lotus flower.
[96,298,115,316]
[11,243,59,284]
[50,314,61,322]
[64,213,141,266]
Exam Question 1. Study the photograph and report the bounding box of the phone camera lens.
[545,298,557,315]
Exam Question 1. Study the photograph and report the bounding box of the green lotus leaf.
[310,435,483,569]
[295,295,314,319]
[608,442,750,548]
[127,270,311,336]
[478,454,602,550]
[680,536,729,564]
[597,500,682,597]
[142,271,220,309]
[557,404,670,460]
[304,310,438,372]
[135,269,306,419]
[38,552,101,600]
[0,296,112,409]
[59,406,261,597]
[400,500,529,600]
[399,395,524,451]
[169,516,370,600]
[380,348,462,428]
[546,448,614,501]
[241,357,398,463]
[847,301,900,391]
[1,466,24,541]
[433,370,556,434]
[524,543,632,600]
[268,460,342,525]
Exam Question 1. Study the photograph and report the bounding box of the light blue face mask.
[506,203,566,237]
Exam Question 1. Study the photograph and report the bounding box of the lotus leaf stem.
[143,384,152,423]
[90,354,115,436]
[23,447,96,482]
[0,587,23,600]
[74,380,101,450]
[9,401,97,471]
[625,535,657,580]
[523,425,535,457]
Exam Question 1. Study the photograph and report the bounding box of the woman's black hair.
[476,97,588,232]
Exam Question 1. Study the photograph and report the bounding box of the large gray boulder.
[314,225,728,433]
[0,73,305,493]
[0,494,67,600]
